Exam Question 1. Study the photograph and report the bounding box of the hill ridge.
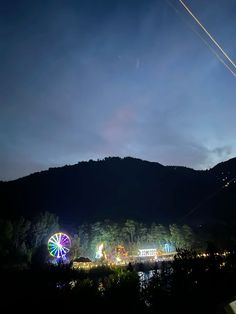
[0,156,236,225]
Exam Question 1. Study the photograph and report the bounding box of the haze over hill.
[1,156,236,226]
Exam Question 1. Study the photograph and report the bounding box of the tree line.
[0,212,200,269]
[75,220,195,260]
[0,212,59,268]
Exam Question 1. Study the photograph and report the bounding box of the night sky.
[1,0,236,180]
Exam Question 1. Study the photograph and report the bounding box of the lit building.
[138,248,157,257]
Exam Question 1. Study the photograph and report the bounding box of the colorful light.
[48,232,71,258]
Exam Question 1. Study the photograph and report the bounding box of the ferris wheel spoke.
[48,245,57,253]
[63,247,69,253]
[60,247,66,255]
[61,247,69,255]
[59,247,65,257]
[56,233,60,242]
[49,237,58,245]
[48,242,57,248]
[50,246,58,253]
[48,244,56,251]
[57,245,62,258]
[48,243,57,251]
[58,233,62,244]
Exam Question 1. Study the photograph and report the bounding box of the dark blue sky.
[1,0,236,180]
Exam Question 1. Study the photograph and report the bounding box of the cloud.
[0,0,236,179]
[212,146,232,158]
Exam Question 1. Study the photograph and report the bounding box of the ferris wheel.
[48,232,71,259]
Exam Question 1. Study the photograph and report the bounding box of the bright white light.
[138,249,157,257]
[95,243,104,259]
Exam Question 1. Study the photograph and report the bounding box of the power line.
[179,0,236,76]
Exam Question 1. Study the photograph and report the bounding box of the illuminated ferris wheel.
[48,232,71,259]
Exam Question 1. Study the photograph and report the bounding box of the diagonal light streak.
[191,22,236,77]
[166,0,236,76]
[179,0,236,74]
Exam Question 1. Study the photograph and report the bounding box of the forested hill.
[1,156,236,225]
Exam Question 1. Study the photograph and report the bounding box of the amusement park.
[47,232,177,269]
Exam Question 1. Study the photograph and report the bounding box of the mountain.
[0,156,236,225]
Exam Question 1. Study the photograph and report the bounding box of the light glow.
[95,243,107,260]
